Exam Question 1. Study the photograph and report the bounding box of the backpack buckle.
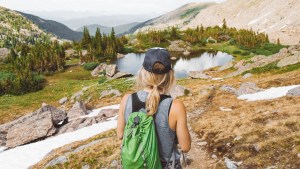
[131,116,140,128]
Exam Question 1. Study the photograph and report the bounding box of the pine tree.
[222,18,227,29]
[277,38,281,45]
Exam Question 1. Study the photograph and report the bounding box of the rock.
[112,72,133,79]
[171,57,177,60]
[42,102,48,107]
[117,53,125,59]
[82,164,90,169]
[110,160,118,168]
[234,60,245,69]
[170,85,191,98]
[219,107,232,112]
[187,71,212,79]
[65,49,78,58]
[57,117,95,134]
[253,144,260,152]
[220,85,236,94]
[219,61,233,71]
[91,63,107,76]
[96,109,119,121]
[167,40,191,52]
[235,82,262,96]
[183,50,190,56]
[266,166,276,169]
[250,55,265,62]
[286,86,300,96]
[224,158,238,169]
[71,90,84,101]
[100,89,121,98]
[58,97,68,105]
[211,154,217,159]
[277,52,300,67]
[297,153,300,158]
[105,64,118,77]
[45,156,68,167]
[234,136,243,141]
[0,48,9,60]
[81,50,88,56]
[197,141,208,146]
[73,140,103,153]
[6,112,56,148]
[68,101,87,119]
[242,73,253,79]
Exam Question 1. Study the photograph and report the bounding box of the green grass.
[0,66,98,124]
[241,43,286,56]
[243,62,300,75]
[181,7,204,19]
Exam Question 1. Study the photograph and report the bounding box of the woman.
[117,48,191,169]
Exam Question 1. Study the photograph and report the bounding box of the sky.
[0,0,225,16]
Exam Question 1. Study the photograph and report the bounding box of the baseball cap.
[142,47,172,74]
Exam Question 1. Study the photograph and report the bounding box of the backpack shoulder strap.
[131,92,145,112]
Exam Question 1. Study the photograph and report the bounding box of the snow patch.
[238,85,300,101]
[0,146,7,153]
[0,120,117,169]
[248,12,271,25]
[81,104,120,118]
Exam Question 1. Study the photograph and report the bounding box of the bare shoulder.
[170,99,186,116]
[121,93,131,103]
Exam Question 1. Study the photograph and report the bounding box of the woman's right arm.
[117,94,130,139]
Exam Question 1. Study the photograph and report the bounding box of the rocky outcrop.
[286,86,300,96]
[220,85,236,94]
[105,64,118,77]
[242,73,253,79]
[117,53,125,59]
[167,40,191,52]
[170,85,191,98]
[112,72,133,79]
[58,97,68,105]
[188,71,212,79]
[219,61,233,71]
[183,50,191,56]
[100,89,121,98]
[64,49,78,58]
[277,52,300,67]
[71,90,84,102]
[67,101,87,119]
[0,105,67,148]
[235,82,262,96]
[91,63,107,76]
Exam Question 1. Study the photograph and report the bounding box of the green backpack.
[121,93,163,169]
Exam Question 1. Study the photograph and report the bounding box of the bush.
[241,51,251,56]
[98,76,107,84]
[232,50,241,54]
[84,62,99,71]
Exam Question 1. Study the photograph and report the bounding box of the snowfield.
[238,85,300,101]
[0,105,120,169]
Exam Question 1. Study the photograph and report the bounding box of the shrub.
[241,51,251,56]
[98,76,107,84]
[233,50,242,54]
[84,62,99,71]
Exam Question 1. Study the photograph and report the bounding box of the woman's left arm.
[117,94,130,139]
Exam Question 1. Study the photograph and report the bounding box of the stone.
[0,48,9,60]
[277,53,300,67]
[266,166,276,169]
[100,89,121,98]
[235,82,262,96]
[219,61,233,71]
[117,53,125,59]
[171,57,177,60]
[82,86,91,92]
[220,85,236,94]
[45,156,68,167]
[183,50,190,56]
[167,40,191,52]
[187,71,212,79]
[82,164,90,169]
[234,136,243,141]
[57,117,95,134]
[81,50,88,56]
[105,64,118,77]
[253,144,260,152]
[250,55,265,62]
[68,101,87,119]
[233,60,245,69]
[170,85,191,98]
[64,49,78,58]
[110,160,118,168]
[211,154,217,159]
[112,72,133,79]
[242,73,253,79]
[58,97,68,105]
[71,90,84,101]
[6,112,56,148]
[224,158,238,169]
[73,140,103,153]
[91,63,107,76]
[219,107,232,112]
[197,141,208,146]
[286,86,300,96]
[96,109,119,121]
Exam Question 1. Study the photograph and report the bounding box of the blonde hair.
[135,63,176,116]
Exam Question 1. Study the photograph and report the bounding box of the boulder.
[242,73,253,79]
[64,49,77,58]
[183,50,191,56]
[233,60,245,69]
[171,57,177,60]
[117,53,125,59]
[6,112,56,148]
[167,40,190,52]
[286,86,300,96]
[81,50,88,56]
[277,52,300,67]
[188,71,212,79]
[58,97,68,105]
[100,89,121,98]
[250,55,265,62]
[0,48,9,60]
[67,101,87,119]
[105,64,118,77]
[91,63,107,76]
[71,90,84,101]
[235,82,262,96]
[219,61,233,71]
[95,109,119,121]
[170,85,191,98]
[112,72,133,79]
[220,85,236,94]
[45,156,68,167]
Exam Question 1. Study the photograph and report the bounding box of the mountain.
[184,0,300,45]
[18,11,83,41]
[128,2,215,34]
[76,22,140,35]
[0,6,54,48]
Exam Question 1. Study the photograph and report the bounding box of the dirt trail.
[184,108,216,169]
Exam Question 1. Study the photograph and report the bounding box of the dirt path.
[184,108,216,169]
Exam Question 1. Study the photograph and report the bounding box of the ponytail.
[146,85,160,115]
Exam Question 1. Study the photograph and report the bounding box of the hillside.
[76,22,140,36]
[19,11,83,41]
[128,2,215,33]
[0,6,54,48]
